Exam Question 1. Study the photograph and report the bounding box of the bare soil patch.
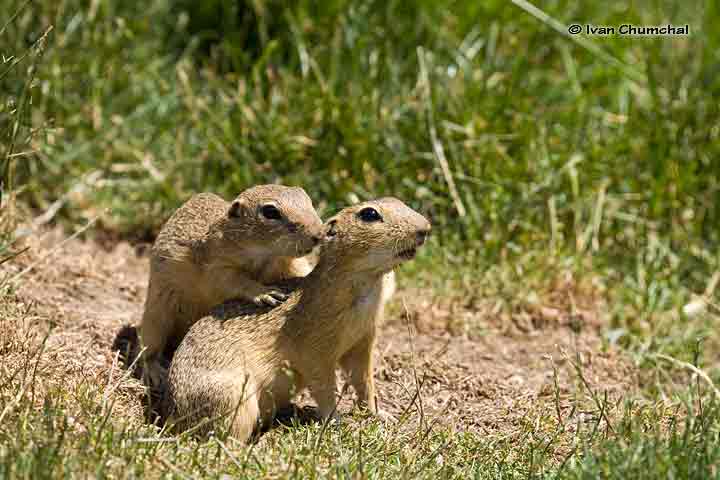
[3,229,638,449]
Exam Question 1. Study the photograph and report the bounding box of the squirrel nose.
[311,236,321,246]
[416,229,430,246]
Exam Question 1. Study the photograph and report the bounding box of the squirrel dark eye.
[357,207,382,223]
[260,205,283,220]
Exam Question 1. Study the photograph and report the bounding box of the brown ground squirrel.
[166,197,430,441]
[138,185,324,384]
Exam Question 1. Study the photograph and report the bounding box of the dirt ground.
[4,228,638,448]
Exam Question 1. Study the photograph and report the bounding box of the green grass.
[7,0,719,249]
[559,394,720,480]
[3,0,720,477]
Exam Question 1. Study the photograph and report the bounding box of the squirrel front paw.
[250,288,288,307]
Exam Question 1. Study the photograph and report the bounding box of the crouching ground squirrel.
[166,197,430,441]
[138,185,324,384]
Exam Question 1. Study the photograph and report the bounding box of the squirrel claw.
[269,290,288,301]
[253,289,287,307]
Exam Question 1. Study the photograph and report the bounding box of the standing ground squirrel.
[138,185,324,384]
[166,197,430,441]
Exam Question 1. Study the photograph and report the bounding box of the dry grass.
[0,223,657,477]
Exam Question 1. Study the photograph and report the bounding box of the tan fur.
[166,197,430,441]
[138,185,323,385]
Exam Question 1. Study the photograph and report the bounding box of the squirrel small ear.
[325,219,338,238]
[228,199,244,218]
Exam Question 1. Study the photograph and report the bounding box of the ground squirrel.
[166,197,430,441]
[138,185,324,384]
